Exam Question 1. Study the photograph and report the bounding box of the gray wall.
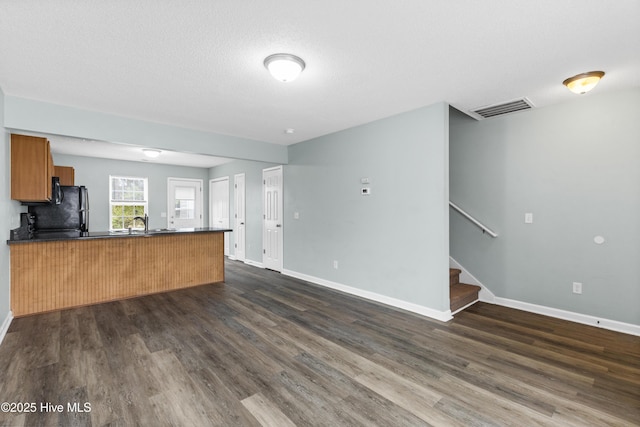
[0,87,23,327]
[0,87,10,325]
[285,102,450,312]
[449,89,640,325]
[55,154,210,232]
[209,160,278,263]
[4,96,287,164]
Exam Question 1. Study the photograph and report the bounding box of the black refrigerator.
[28,186,89,238]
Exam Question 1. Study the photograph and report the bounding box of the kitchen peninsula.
[8,228,231,317]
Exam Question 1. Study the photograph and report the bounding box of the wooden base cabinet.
[10,232,225,317]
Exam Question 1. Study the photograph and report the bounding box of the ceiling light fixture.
[264,53,305,82]
[142,149,161,158]
[563,71,605,94]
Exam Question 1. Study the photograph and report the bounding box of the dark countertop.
[7,227,232,245]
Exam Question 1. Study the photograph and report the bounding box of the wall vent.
[471,98,534,119]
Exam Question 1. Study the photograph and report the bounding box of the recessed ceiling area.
[1,0,639,153]
[45,134,231,168]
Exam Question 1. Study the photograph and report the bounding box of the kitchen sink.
[109,230,145,235]
[108,228,176,236]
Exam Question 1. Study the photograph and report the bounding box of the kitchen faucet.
[133,213,149,232]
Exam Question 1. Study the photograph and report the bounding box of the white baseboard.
[244,259,264,269]
[282,269,453,322]
[228,257,262,268]
[494,297,640,337]
[0,311,13,346]
[449,257,640,336]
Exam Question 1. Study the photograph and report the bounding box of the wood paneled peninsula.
[8,228,231,317]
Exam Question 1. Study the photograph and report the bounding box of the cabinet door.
[54,166,75,186]
[11,134,53,202]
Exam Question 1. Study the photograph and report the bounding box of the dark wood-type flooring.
[1,260,638,426]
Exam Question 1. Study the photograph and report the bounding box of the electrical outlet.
[333,260,339,269]
[525,213,533,224]
[572,282,582,294]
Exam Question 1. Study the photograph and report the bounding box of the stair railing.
[449,201,498,238]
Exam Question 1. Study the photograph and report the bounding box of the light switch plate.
[525,213,533,223]
[573,282,582,294]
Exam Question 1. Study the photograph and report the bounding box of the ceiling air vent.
[471,98,534,119]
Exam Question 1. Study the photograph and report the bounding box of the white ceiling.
[1,0,639,165]
[47,136,232,168]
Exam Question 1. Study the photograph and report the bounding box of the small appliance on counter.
[10,213,36,240]
[28,185,89,238]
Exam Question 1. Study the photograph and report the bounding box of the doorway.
[167,178,203,229]
[263,166,283,271]
[234,173,246,262]
[210,177,230,255]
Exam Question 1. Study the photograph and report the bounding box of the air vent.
[471,98,534,119]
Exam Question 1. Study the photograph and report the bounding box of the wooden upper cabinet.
[11,134,54,202]
[54,166,75,186]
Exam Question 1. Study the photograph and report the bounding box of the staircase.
[450,268,481,313]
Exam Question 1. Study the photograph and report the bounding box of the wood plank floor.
[0,259,638,426]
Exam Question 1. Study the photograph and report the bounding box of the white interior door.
[263,166,283,271]
[234,173,246,262]
[210,177,230,255]
[168,178,203,229]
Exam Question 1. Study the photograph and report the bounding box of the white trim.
[449,257,640,336]
[209,176,230,255]
[493,297,640,337]
[244,259,264,269]
[449,256,495,303]
[282,269,453,322]
[167,177,204,229]
[233,173,246,262]
[0,311,13,346]
[109,175,149,231]
[262,166,284,272]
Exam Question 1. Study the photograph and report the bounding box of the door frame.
[234,173,246,262]
[262,165,283,271]
[209,176,230,255]
[167,177,204,229]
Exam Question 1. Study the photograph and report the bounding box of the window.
[109,176,148,230]
[174,186,196,219]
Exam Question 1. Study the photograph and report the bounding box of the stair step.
[450,282,480,312]
[449,268,461,287]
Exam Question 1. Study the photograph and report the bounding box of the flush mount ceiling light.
[264,53,306,82]
[142,149,161,158]
[563,71,605,94]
